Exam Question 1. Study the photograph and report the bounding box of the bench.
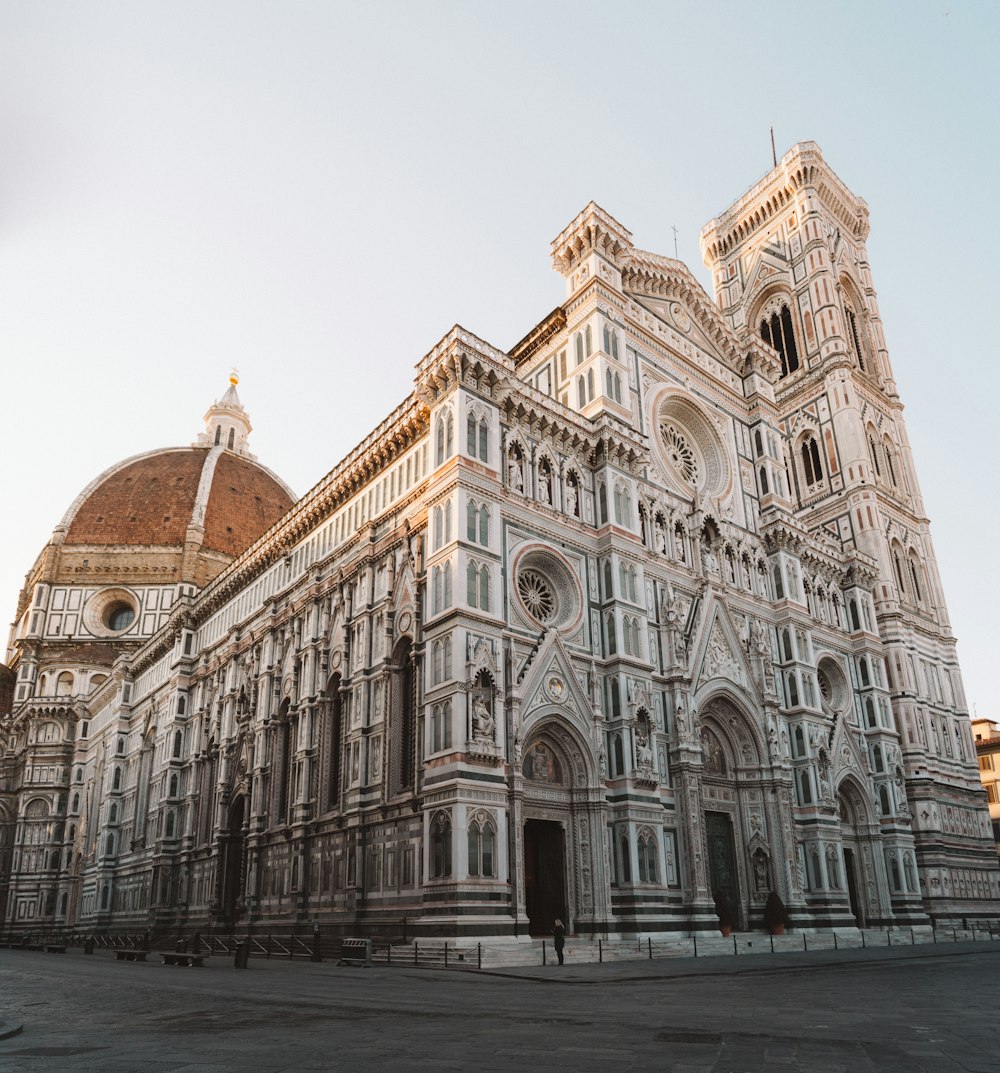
[158,951,206,967]
[337,938,372,967]
[113,949,148,962]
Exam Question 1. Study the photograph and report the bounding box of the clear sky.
[1,1,997,716]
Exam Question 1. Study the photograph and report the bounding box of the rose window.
[659,422,698,485]
[651,392,729,498]
[517,569,556,622]
[818,669,831,704]
[512,547,582,631]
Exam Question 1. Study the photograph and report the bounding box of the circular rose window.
[660,422,699,486]
[652,392,729,498]
[517,569,556,622]
[513,547,582,631]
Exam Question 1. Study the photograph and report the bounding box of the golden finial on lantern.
[229,367,240,387]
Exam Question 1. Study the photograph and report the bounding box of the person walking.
[552,918,566,965]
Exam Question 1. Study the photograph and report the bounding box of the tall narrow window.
[467,500,477,542]
[467,411,477,456]
[479,565,489,612]
[390,638,415,793]
[467,562,479,607]
[431,812,452,878]
[327,673,343,809]
[846,306,866,371]
[478,505,488,545]
[801,435,823,487]
[868,435,881,478]
[760,303,800,377]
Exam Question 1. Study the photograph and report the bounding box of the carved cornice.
[510,306,567,367]
[550,202,634,274]
[700,142,870,264]
[414,325,513,403]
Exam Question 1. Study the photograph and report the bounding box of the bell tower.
[701,142,984,918]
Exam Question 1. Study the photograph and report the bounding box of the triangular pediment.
[692,599,753,693]
[518,632,595,728]
[831,713,871,783]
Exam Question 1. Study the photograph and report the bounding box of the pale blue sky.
[1,1,997,715]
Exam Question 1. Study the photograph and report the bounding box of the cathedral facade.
[2,142,997,939]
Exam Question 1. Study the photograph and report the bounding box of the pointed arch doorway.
[697,695,770,931]
[519,717,606,938]
[220,794,246,923]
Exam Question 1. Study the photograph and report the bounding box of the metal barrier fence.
[4,921,998,971]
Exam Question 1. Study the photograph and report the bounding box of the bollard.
[444,943,449,969]
[478,943,482,970]
[598,939,603,963]
[693,933,698,958]
[542,941,546,966]
[770,934,774,953]
[311,925,322,963]
[803,933,808,951]
[648,937,652,960]
[414,942,419,966]
[732,934,737,955]
[834,932,838,950]
[233,940,249,970]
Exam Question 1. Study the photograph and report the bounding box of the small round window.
[105,602,135,632]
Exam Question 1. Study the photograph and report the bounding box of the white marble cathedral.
[2,143,997,939]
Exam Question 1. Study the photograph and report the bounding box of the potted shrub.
[764,890,789,935]
[713,890,734,937]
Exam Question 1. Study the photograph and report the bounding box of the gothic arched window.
[431,811,452,878]
[845,303,867,371]
[800,435,823,487]
[637,830,658,883]
[467,814,496,878]
[760,302,800,377]
[390,638,415,794]
[327,672,343,809]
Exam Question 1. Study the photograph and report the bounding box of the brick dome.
[63,447,294,556]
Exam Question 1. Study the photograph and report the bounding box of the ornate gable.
[692,599,753,693]
[518,631,596,737]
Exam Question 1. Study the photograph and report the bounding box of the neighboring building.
[972,719,1000,857]
[1,142,997,939]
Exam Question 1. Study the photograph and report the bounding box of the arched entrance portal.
[220,794,246,923]
[520,719,606,937]
[698,696,770,930]
[837,779,878,927]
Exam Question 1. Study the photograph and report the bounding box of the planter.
[719,924,732,937]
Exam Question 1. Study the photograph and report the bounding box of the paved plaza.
[2,942,998,1072]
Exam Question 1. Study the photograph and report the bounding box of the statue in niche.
[538,464,551,505]
[508,455,523,493]
[565,479,578,518]
[635,733,653,769]
[471,693,494,741]
[753,849,769,892]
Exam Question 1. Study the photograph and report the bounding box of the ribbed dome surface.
[64,447,294,554]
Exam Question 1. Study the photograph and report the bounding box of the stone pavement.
[2,941,998,1072]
